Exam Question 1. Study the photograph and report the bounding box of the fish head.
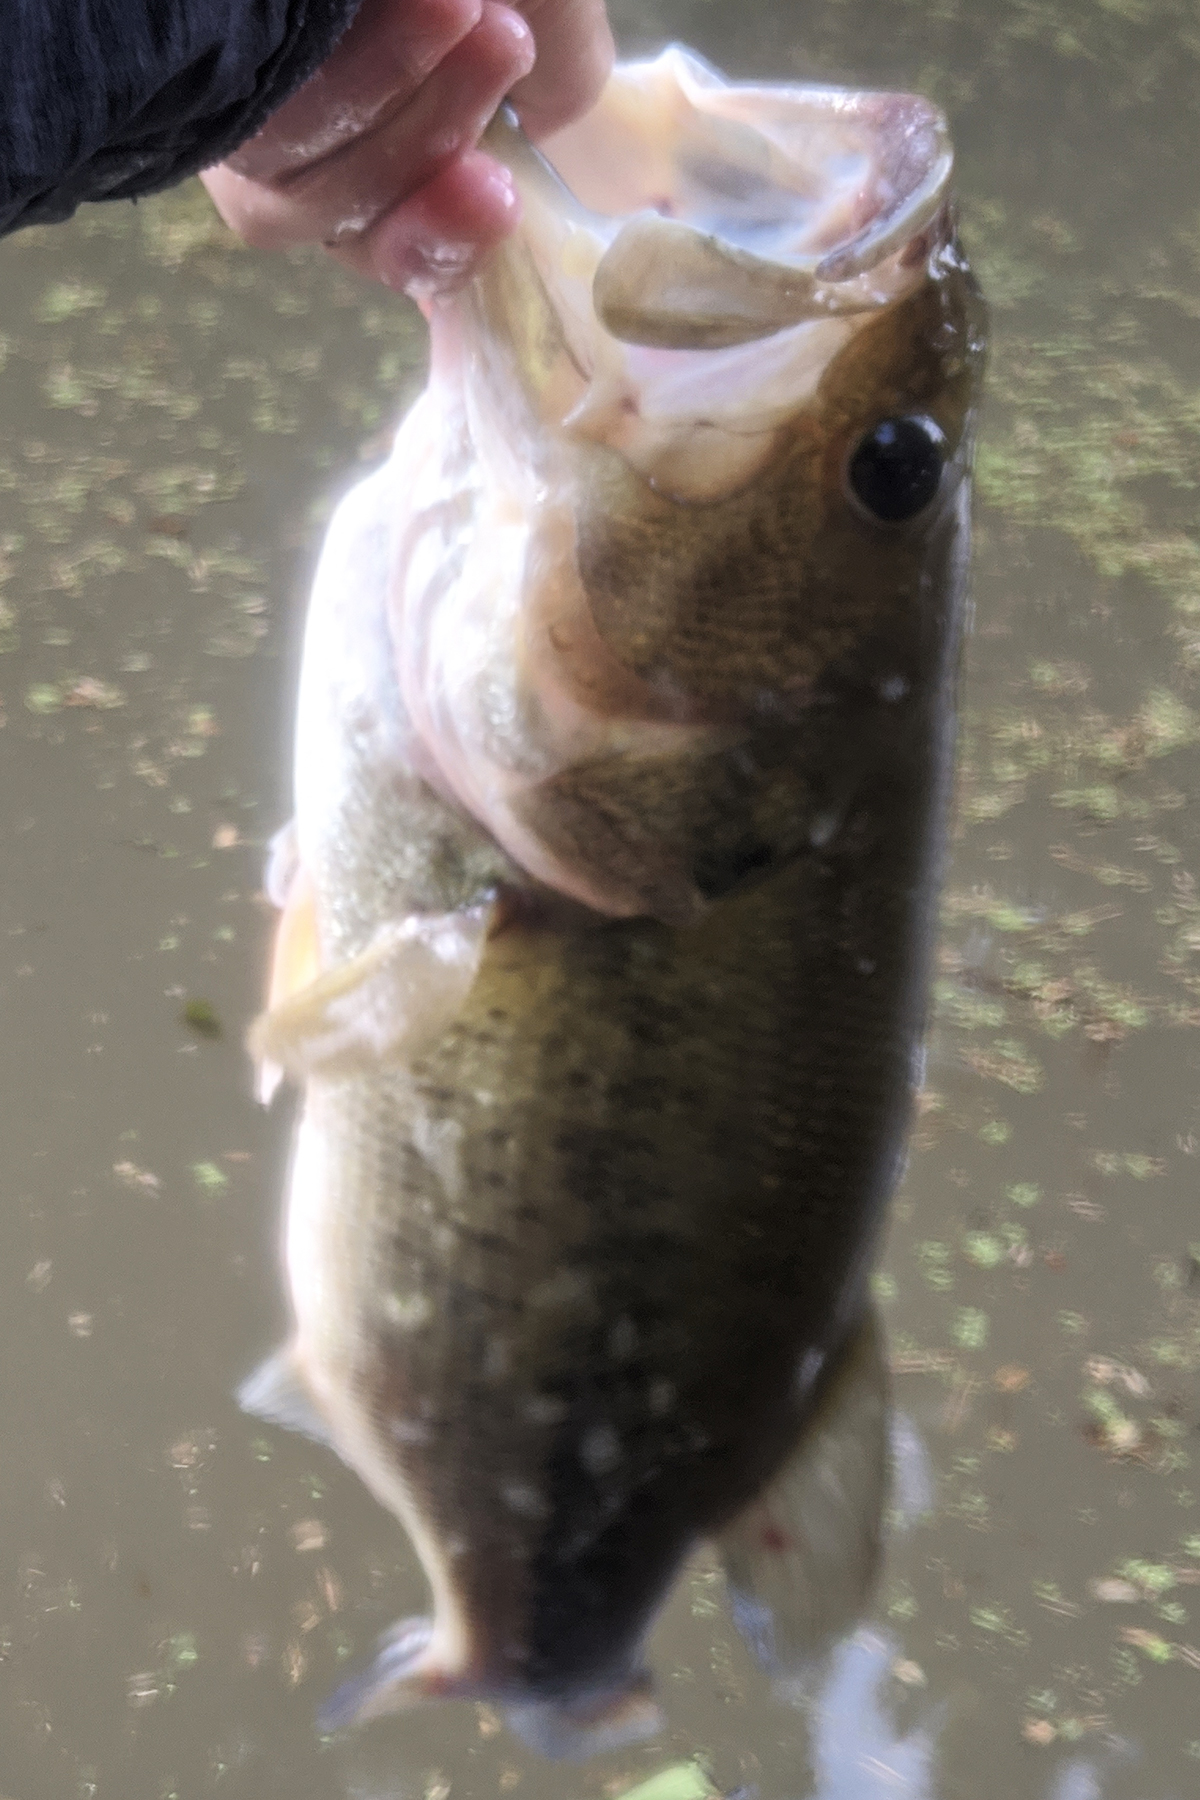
[398,47,986,912]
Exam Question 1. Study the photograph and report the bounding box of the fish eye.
[846,415,947,524]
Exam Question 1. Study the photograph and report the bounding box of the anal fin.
[719,1308,889,1674]
[504,1675,663,1762]
[237,1345,334,1449]
[317,1617,446,1732]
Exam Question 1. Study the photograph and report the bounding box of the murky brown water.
[2,2,1200,1796]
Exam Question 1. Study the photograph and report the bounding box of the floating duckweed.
[609,1763,718,1800]
[979,1119,1013,1146]
[1052,785,1123,820]
[1127,1630,1174,1665]
[917,1241,954,1291]
[885,1583,918,1622]
[963,1232,1007,1268]
[181,999,221,1039]
[961,1039,1044,1095]
[35,279,106,323]
[1086,1389,1136,1443]
[969,1604,1030,1648]
[162,1632,199,1674]
[934,980,1007,1031]
[986,901,1036,934]
[953,1308,990,1350]
[190,1162,228,1194]
[1007,1182,1042,1208]
[24,682,62,713]
[1092,1152,1165,1180]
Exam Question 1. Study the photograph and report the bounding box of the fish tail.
[319,1620,662,1761]
[503,1672,663,1761]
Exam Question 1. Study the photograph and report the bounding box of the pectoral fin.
[237,1344,333,1448]
[719,1309,889,1673]
[249,901,494,1085]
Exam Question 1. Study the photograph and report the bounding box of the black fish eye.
[846,415,947,524]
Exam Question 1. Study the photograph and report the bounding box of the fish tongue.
[718,1310,889,1674]
[591,216,872,351]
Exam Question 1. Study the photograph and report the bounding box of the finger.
[199,162,304,252]
[227,0,483,181]
[327,148,520,293]
[507,0,614,140]
[290,3,534,247]
[201,4,533,251]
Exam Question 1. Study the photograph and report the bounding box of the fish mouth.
[488,45,953,350]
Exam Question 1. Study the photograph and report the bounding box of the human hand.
[199,0,613,294]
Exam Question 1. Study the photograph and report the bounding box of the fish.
[244,44,985,1760]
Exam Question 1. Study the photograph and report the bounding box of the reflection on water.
[2,1,1200,1796]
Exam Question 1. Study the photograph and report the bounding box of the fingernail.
[492,4,536,76]
[479,160,519,217]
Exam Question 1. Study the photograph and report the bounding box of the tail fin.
[504,1673,662,1761]
[719,1308,889,1674]
[318,1619,662,1761]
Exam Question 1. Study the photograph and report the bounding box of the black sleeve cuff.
[0,0,366,236]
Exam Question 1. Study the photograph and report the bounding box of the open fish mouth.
[487,45,953,350]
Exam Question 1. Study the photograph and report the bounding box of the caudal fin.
[504,1673,663,1761]
[719,1308,889,1674]
[318,1619,662,1761]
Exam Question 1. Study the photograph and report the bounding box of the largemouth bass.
[246,45,985,1759]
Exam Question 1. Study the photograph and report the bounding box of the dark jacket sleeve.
[0,0,366,236]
